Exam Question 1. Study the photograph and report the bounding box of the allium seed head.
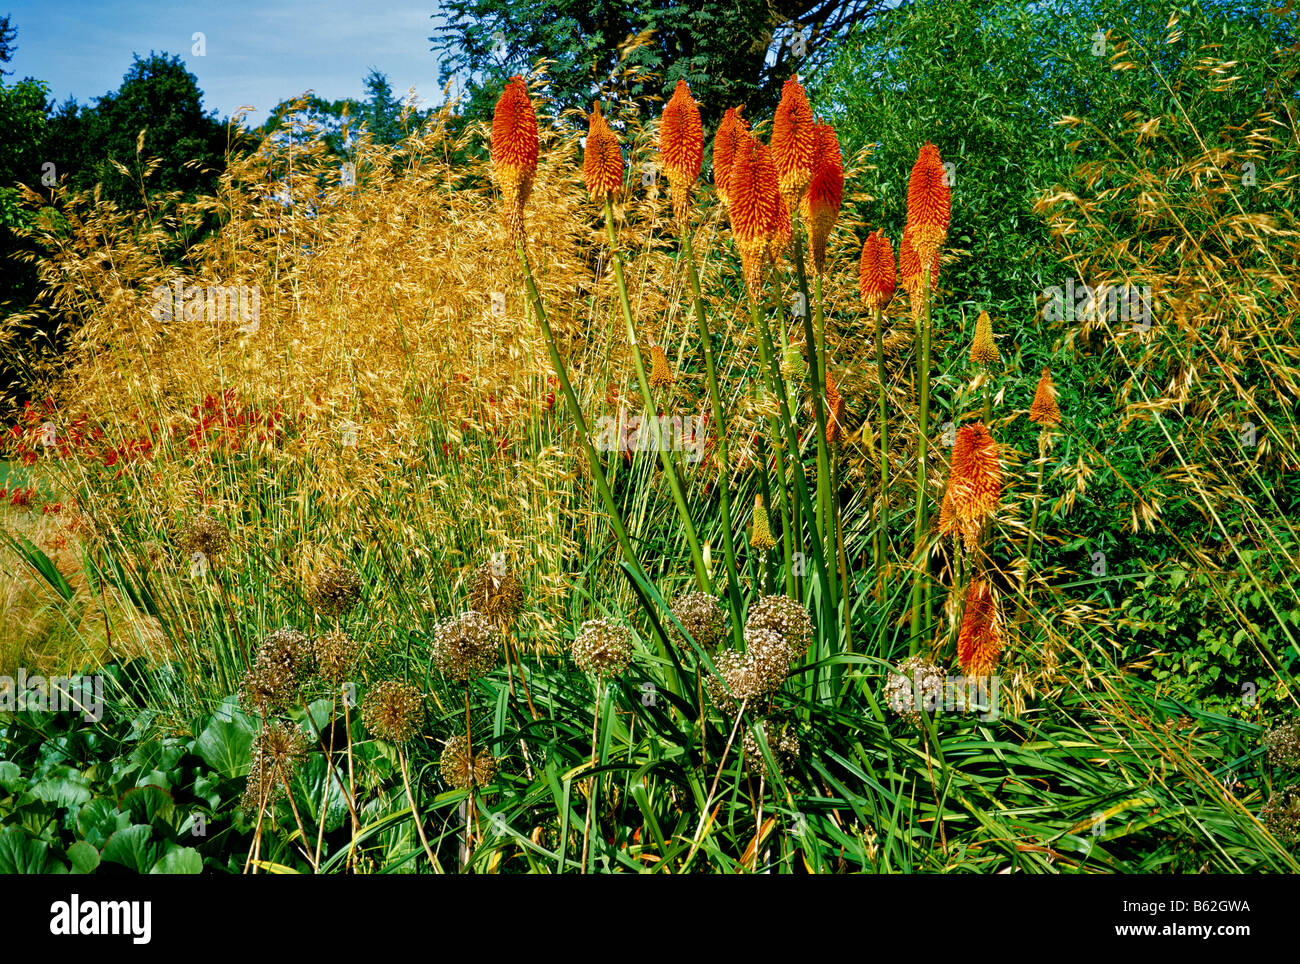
[177,514,229,560]
[361,679,424,743]
[885,656,946,728]
[671,590,726,652]
[742,720,801,776]
[1264,721,1300,769]
[745,594,812,655]
[314,629,359,685]
[572,616,633,678]
[469,561,524,628]
[440,734,498,790]
[309,563,361,616]
[433,610,501,681]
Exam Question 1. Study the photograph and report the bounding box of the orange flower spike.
[970,310,1000,365]
[898,225,939,311]
[490,76,539,243]
[857,230,895,311]
[728,131,778,297]
[767,193,792,263]
[771,76,815,206]
[711,106,748,208]
[1029,367,1062,426]
[905,141,951,272]
[825,369,845,445]
[939,421,1003,552]
[583,103,624,201]
[801,122,843,275]
[659,80,703,224]
[957,579,1003,677]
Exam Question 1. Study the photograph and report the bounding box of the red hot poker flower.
[659,80,703,225]
[898,224,940,313]
[1029,367,1062,426]
[728,130,781,298]
[938,421,1002,553]
[712,106,749,208]
[583,103,624,201]
[857,230,896,311]
[771,77,815,206]
[957,579,1003,677]
[490,76,539,244]
[905,141,951,272]
[801,122,843,275]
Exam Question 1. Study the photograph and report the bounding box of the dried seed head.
[885,655,946,727]
[671,590,727,652]
[241,720,306,816]
[241,626,314,714]
[440,734,498,790]
[433,611,501,680]
[1262,784,1300,845]
[310,563,361,616]
[469,561,524,628]
[361,679,424,743]
[704,649,745,716]
[739,625,798,697]
[1264,721,1300,769]
[572,616,633,678]
[177,515,229,560]
[314,629,359,685]
[746,594,812,655]
[742,720,801,776]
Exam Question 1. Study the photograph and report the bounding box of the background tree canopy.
[430,0,889,125]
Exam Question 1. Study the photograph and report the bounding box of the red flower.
[583,103,624,201]
[491,76,539,243]
[905,141,951,272]
[801,122,843,275]
[771,77,815,205]
[658,79,703,224]
[711,106,749,208]
[957,579,1003,677]
[857,230,896,311]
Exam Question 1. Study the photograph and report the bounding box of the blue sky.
[5,1,449,126]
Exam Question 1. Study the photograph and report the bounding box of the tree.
[430,0,888,127]
[43,52,226,209]
[0,13,16,77]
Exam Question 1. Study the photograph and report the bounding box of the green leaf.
[192,699,257,779]
[101,824,162,873]
[0,827,65,873]
[67,840,101,874]
[150,845,203,874]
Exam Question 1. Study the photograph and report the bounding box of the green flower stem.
[516,239,646,586]
[874,304,890,589]
[910,269,934,654]
[604,199,710,592]
[681,232,744,645]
